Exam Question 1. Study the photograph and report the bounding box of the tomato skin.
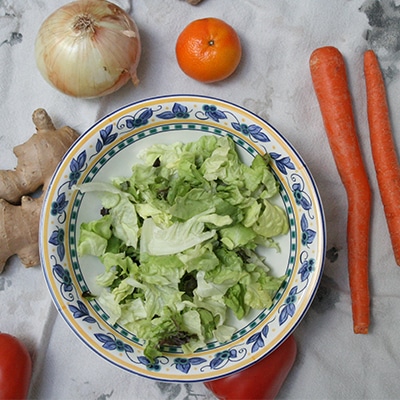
[0,333,32,400]
[204,335,297,400]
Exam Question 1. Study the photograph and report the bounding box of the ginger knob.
[0,109,79,272]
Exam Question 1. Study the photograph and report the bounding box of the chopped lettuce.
[77,135,288,361]
[140,211,217,256]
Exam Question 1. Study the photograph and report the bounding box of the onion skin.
[35,0,141,98]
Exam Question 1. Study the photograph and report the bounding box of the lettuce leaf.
[78,215,112,257]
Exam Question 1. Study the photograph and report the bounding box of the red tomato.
[204,334,297,400]
[0,333,32,400]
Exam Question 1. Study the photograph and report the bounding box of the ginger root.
[0,197,42,270]
[0,109,79,273]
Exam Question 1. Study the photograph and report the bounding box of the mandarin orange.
[175,17,242,83]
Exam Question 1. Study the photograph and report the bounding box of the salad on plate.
[76,135,289,361]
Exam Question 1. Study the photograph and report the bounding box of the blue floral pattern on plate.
[40,95,326,382]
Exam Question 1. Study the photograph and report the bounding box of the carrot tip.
[354,326,368,334]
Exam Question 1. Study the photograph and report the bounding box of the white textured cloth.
[1,0,400,399]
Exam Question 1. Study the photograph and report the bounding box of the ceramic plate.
[39,95,326,382]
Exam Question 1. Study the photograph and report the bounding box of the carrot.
[364,49,400,266]
[309,46,371,334]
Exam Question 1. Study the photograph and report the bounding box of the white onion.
[35,0,141,98]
